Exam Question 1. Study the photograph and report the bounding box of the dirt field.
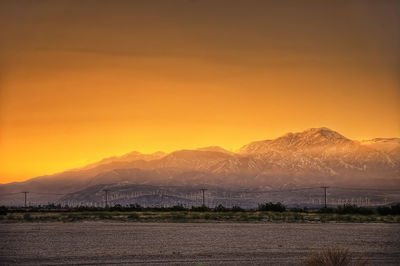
[1,222,399,265]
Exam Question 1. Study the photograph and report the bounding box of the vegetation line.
[1,202,399,223]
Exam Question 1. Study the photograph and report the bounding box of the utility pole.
[321,186,329,208]
[22,191,29,208]
[200,188,207,207]
[103,189,110,208]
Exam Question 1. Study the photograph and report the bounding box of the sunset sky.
[0,0,399,183]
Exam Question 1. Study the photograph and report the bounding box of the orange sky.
[0,0,399,183]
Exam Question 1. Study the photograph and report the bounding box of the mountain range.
[1,127,399,206]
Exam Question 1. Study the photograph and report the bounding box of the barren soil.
[1,222,399,265]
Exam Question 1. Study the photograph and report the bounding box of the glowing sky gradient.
[0,0,399,183]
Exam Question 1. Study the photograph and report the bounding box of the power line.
[0,192,67,197]
[30,192,67,195]
[200,188,207,207]
[330,186,400,192]
[22,191,29,208]
[0,192,21,197]
[320,186,329,208]
[103,189,110,208]
[232,187,320,194]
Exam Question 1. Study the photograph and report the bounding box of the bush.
[377,203,400,215]
[212,205,244,212]
[303,247,368,266]
[336,205,373,215]
[127,213,139,219]
[170,204,186,211]
[231,205,244,212]
[128,204,143,211]
[214,204,227,212]
[23,213,33,221]
[377,206,392,216]
[191,206,211,212]
[391,203,400,215]
[110,204,123,211]
[0,206,7,215]
[258,202,286,212]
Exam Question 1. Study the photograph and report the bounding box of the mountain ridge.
[1,127,399,204]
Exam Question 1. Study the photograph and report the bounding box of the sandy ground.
[0,222,399,265]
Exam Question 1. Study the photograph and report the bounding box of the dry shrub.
[304,247,368,266]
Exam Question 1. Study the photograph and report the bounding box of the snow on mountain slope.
[238,127,352,154]
[360,138,400,158]
[76,151,166,171]
[236,128,399,178]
